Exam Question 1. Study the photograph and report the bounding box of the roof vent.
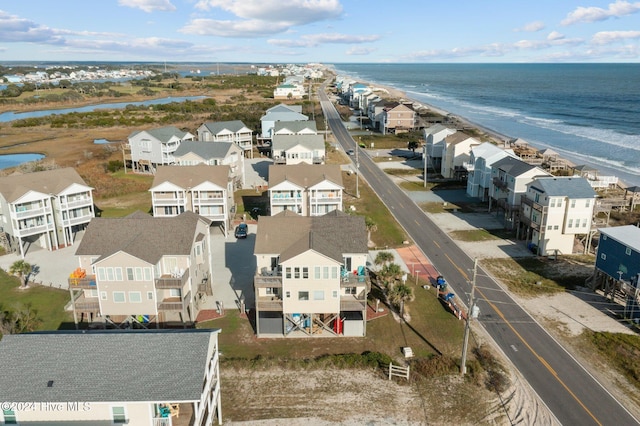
[47,380,54,388]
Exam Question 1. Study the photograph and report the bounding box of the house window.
[626,247,632,256]
[294,267,300,279]
[332,267,338,279]
[101,291,107,301]
[582,219,588,228]
[90,289,99,298]
[550,199,556,207]
[112,406,127,424]
[553,225,559,230]
[113,292,125,303]
[135,267,143,281]
[144,267,152,281]
[571,200,576,208]
[115,267,123,281]
[126,267,134,280]
[568,219,573,228]
[298,291,309,301]
[547,225,553,230]
[323,266,329,279]
[286,291,290,298]
[129,292,142,303]
[286,267,292,279]
[303,267,309,279]
[266,287,279,295]
[313,290,324,300]
[585,199,590,207]
[169,289,181,297]
[333,290,338,298]
[2,409,17,425]
[345,287,357,295]
[557,199,562,208]
[106,267,115,281]
[97,267,106,281]
[601,253,606,260]
[147,291,154,300]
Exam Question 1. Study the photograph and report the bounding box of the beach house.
[519,177,597,256]
[271,134,325,165]
[274,82,304,99]
[423,124,456,172]
[465,142,516,201]
[126,126,195,173]
[253,211,369,338]
[68,211,212,328]
[273,120,318,136]
[441,131,480,179]
[260,104,308,140]
[0,329,222,425]
[173,140,245,189]
[381,102,416,134]
[0,168,94,258]
[149,165,233,235]
[268,164,343,216]
[197,120,253,158]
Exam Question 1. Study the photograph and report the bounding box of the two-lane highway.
[319,90,638,425]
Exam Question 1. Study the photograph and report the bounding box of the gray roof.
[274,120,317,134]
[0,167,91,203]
[424,124,452,135]
[599,225,640,251]
[268,164,342,188]
[174,140,237,160]
[492,156,539,177]
[444,131,475,145]
[254,210,367,261]
[529,176,597,198]
[266,103,303,114]
[272,134,324,151]
[129,126,192,143]
[151,164,230,190]
[0,330,219,403]
[75,211,210,263]
[200,120,250,135]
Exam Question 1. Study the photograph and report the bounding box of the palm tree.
[378,262,402,288]
[388,282,415,315]
[407,140,419,154]
[365,217,377,244]
[374,251,394,267]
[9,260,31,287]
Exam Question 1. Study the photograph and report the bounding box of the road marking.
[433,241,440,248]
[510,344,518,352]
[477,287,603,426]
[444,253,468,280]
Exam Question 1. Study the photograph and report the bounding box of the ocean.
[332,63,640,187]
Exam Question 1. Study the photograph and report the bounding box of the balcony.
[14,206,47,219]
[152,196,187,206]
[521,196,547,213]
[158,297,184,311]
[72,294,100,312]
[312,156,325,164]
[62,212,93,227]
[156,269,189,289]
[271,195,302,205]
[68,272,97,289]
[256,296,283,311]
[340,294,366,311]
[492,177,509,191]
[60,197,93,209]
[17,223,52,236]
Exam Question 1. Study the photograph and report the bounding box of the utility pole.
[424,144,428,188]
[356,137,360,198]
[461,257,478,375]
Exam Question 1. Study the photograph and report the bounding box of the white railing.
[62,214,93,227]
[589,176,618,188]
[14,206,47,219]
[17,223,52,236]
[153,198,187,206]
[60,198,93,209]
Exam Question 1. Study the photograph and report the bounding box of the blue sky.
[1,0,639,63]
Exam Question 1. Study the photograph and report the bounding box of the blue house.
[594,225,640,318]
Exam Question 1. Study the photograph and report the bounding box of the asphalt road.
[319,89,639,426]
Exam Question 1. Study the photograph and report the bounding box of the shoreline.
[356,78,631,188]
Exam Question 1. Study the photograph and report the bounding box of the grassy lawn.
[586,331,640,391]
[450,229,514,242]
[0,270,72,333]
[480,257,594,296]
[199,277,466,362]
[383,168,422,176]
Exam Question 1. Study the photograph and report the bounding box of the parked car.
[346,149,355,156]
[235,223,248,239]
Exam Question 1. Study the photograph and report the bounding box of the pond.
[0,96,207,122]
[0,153,45,169]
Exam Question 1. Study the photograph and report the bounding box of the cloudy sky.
[1,0,639,63]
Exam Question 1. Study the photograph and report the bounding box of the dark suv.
[234,223,248,239]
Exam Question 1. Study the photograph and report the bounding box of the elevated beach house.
[423,124,457,172]
[273,120,318,136]
[268,164,343,216]
[0,168,94,258]
[441,131,480,179]
[381,102,416,135]
[0,329,222,425]
[253,210,369,338]
[126,126,195,173]
[260,104,308,140]
[465,142,516,201]
[519,177,597,256]
[274,82,304,99]
[272,134,325,165]
[68,211,212,328]
[197,120,253,158]
[149,164,233,235]
[173,140,245,189]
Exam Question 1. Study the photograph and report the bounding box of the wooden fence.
[388,362,410,381]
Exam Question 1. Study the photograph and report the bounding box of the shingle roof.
[200,120,249,135]
[129,126,192,143]
[492,156,539,177]
[529,176,596,198]
[0,330,219,403]
[271,134,324,151]
[254,211,367,261]
[266,103,303,114]
[274,120,317,134]
[173,140,236,160]
[424,124,452,135]
[444,131,475,145]
[268,164,342,188]
[151,164,230,190]
[74,211,209,263]
[0,167,91,203]
[599,225,640,251]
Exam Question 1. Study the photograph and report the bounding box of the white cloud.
[547,31,565,41]
[0,10,61,43]
[514,21,545,32]
[268,33,379,48]
[186,0,343,37]
[591,30,640,44]
[117,0,176,13]
[346,47,375,55]
[562,0,640,25]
